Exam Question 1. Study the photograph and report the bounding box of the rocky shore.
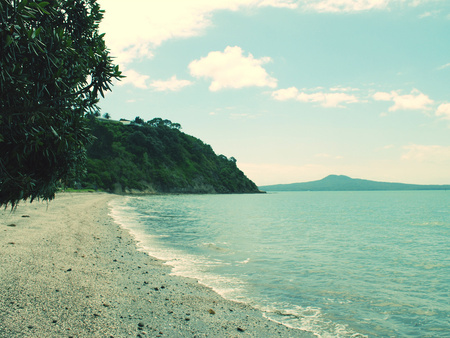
[0,192,314,337]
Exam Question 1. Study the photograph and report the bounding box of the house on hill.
[119,119,131,125]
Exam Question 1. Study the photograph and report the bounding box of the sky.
[96,0,450,186]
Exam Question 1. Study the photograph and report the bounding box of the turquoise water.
[110,191,450,337]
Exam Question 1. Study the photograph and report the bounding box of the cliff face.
[73,118,261,194]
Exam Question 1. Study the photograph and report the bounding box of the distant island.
[69,116,261,194]
[259,175,450,192]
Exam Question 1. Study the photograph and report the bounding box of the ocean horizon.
[110,191,449,337]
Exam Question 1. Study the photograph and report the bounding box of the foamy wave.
[108,199,249,302]
[260,303,367,338]
[137,242,248,301]
[237,258,251,264]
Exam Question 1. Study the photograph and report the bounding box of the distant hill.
[259,175,450,191]
[70,117,261,194]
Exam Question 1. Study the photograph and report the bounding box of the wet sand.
[0,192,314,337]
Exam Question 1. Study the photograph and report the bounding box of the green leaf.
[5,35,13,47]
[50,126,59,138]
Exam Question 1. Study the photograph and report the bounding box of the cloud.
[438,62,450,70]
[118,69,150,89]
[408,0,436,7]
[99,0,414,66]
[315,153,344,159]
[419,9,442,18]
[436,103,450,120]
[189,46,277,91]
[98,0,438,68]
[419,11,432,18]
[373,91,393,101]
[271,87,299,100]
[330,86,360,92]
[402,144,450,163]
[272,87,359,107]
[98,0,298,67]
[305,0,390,12]
[150,75,193,92]
[258,0,299,8]
[298,92,359,107]
[373,89,434,111]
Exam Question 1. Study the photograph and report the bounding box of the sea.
[109,191,450,337]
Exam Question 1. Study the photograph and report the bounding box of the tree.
[134,116,145,125]
[103,113,111,119]
[0,0,122,207]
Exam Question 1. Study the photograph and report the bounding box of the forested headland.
[72,116,261,194]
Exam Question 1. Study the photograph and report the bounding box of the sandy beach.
[0,192,314,337]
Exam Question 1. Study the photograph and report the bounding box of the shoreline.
[0,192,314,337]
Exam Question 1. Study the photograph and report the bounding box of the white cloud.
[402,144,450,163]
[408,0,434,7]
[438,62,450,70]
[98,0,437,68]
[189,46,277,91]
[272,87,359,107]
[419,11,432,17]
[98,0,299,67]
[373,91,393,101]
[436,103,450,120]
[258,0,298,8]
[418,9,442,18]
[150,75,193,92]
[305,0,390,12]
[118,69,150,89]
[298,92,359,107]
[330,86,360,92]
[373,89,434,111]
[315,153,344,159]
[272,87,299,100]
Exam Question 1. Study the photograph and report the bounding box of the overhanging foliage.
[0,0,122,207]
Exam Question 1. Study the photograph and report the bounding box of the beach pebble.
[237,327,245,332]
[138,322,145,328]
[7,224,16,227]
[208,309,215,314]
